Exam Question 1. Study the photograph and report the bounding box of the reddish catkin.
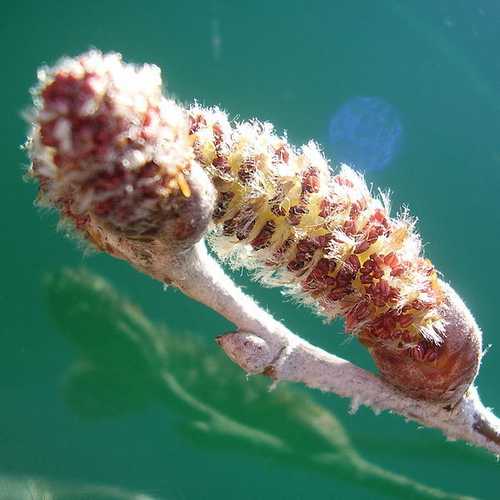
[27,51,481,404]
[27,52,210,249]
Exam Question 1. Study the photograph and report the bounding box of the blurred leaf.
[44,269,476,500]
[0,474,158,500]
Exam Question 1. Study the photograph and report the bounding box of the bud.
[367,282,482,403]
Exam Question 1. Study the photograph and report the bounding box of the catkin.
[187,106,444,361]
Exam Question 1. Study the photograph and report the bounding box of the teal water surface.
[2,1,500,499]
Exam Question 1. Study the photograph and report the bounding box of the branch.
[25,50,500,458]
[160,240,500,456]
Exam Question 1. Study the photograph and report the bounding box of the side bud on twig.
[216,332,275,374]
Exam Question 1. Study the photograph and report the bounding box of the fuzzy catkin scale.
[27,51,481,404]
[187,107,481,403]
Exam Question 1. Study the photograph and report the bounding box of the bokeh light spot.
[328,96,403,172]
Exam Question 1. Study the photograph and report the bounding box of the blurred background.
[2,1,500,498]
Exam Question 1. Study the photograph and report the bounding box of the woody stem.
[160,240,500,456]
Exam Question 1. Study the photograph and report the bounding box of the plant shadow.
[44,268,477,500]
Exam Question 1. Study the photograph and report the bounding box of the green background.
[2,1,500,498]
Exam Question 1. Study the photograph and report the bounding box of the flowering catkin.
[28,52,201,245]
[27,51,481,403]
[188,107,442,341]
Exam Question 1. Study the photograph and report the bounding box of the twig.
[159,240,500,456]
[101,230,500,456]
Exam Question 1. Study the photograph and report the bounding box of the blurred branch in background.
[0,474,157,500]
[44,268,475,500]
